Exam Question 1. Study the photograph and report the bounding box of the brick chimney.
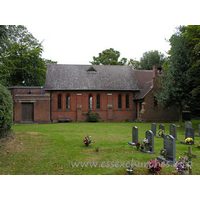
[152,65,162,86]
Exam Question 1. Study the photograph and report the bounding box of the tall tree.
[0,25,46,86]
[140,50,167,70]
[155,26,193,125]
[185,25,200,115]
[90,48,128,65]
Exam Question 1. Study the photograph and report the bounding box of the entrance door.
[21,103,33,123]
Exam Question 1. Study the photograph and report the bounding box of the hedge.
[0,84,13,137]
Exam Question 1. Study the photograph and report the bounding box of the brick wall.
[9,87,51,124]
[51,91,136,122]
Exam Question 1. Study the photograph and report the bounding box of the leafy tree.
[0,25,46,86]
[90,48,128,65]
[128,59,140,69]
[0,84,13,137]
[140,50,167,70]
[184,25,200,115]
[155,26,193,125]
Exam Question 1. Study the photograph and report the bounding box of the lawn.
[0,120,200,175]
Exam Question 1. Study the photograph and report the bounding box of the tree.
[127,59,140,69]
[185,25,200,115]
[90,48,128,65]
[155,26,193,125]
[0,84,13,137]
[0,25,46,86]
[140,50,167,70]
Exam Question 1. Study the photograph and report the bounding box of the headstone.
[128,126,138,146]
[183,121,192,135]
[157,135,176,164]
[170,124,178,140]
[159,124,165,132]
[140,130,155,154]
[195,124,200,137]
[184,146,197,175]
[180,128,195,145]
[151,123,156,136]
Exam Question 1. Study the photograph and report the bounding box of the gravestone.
[157,135,176,164]
[195,124,200,137]
[151,123,156,136]
[128,126,138,146]
[140,130,155,154]
[159,124,165,132]
[170,124,178,140]
[180,128,195,145]
[183,121,192,135]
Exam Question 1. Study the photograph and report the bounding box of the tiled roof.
[44,64,140,91]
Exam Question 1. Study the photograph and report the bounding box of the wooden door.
[21,103,33,123]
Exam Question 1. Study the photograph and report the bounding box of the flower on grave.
[174,157,189,173]
[196,141,200,148]
[83,136,92,147]
[160,149,167,157]
[185,137,193,144]
[148,159,162,174]
[142,138,148,144]
[135,142,140,150]
[157,129,165,138]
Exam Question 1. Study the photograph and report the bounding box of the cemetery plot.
[151,123,156,136]
[140,130,155,154]
[156,124,165,138]
[170,124,178,140]
[157,135,176,164]
[182,121,192,135]
[180,128,195,145]
[128,126,138,146]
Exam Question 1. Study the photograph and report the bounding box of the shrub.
[0,84,13,137]
[85,111,100,122]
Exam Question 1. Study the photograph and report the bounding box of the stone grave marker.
[180,128,195,145]
[170,124,178,140]
[151,123,156,136]
[128,126,138,146]
[159,124,165,132]
[195,124,200,137]
[184,146,197,175]
[157,135,176,164]
[140,130,155,154]
[183,121,192,135]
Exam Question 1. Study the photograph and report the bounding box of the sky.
[2,0,199,65]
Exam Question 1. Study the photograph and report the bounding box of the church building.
[8,64,179,124]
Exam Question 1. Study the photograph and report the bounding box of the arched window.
[118,94,122,108]
[89,94,92,109]
[58,94,62,109]
[66,94,70,109]
[126,94,129,109]
[97,94,100,109]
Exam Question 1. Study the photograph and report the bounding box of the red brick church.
[8,64,179,124]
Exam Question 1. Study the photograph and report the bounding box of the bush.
[85,111,100,122]
[0,84,13,137]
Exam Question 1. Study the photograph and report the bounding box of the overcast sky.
[2,0,199,65]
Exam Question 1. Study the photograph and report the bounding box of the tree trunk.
[178,104,183,127]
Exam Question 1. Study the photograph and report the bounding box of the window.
[97,94,100,109]
[89,94,92,109]
[58,94,62,109]
[118,94,122,108]
[66,94,70,109]
[126,94,129,109]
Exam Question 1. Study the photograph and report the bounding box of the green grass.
[0,120,200,175]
